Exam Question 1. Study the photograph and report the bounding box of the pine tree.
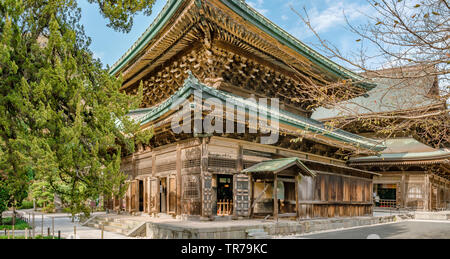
[0,0,154,220]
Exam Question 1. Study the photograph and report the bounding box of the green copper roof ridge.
[350,149,450,162]
[109,0,183,76]
[241,157,316,176]
[136,73,385,152]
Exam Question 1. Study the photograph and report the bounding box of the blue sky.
[79,0,374,69]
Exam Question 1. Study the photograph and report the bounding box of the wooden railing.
[376,199,397,208]
[217,200,233,216]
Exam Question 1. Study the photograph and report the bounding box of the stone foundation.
[144,215,405,239]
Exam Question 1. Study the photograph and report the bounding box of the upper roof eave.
[129,72,386,152]
[108,0,375,90]
[349,150,450,163]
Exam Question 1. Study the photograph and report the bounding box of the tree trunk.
[12,206,16,226]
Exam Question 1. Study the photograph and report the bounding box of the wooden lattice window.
[157,162,176,172]
[182,159,201,169]
[138,167,152,175]
[208,157,237,169]
[183,175,200,200]
[408,185,423,199]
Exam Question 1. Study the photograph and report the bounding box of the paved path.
[293,221,450,239]
[3,210,130,239]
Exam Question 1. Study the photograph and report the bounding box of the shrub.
[0,217,31,230]
[42,203,55,213]
[19,200,34,210]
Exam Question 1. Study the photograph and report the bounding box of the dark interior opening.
[160,178,167,213]
[139,180,144,212]
[217,175,233,201]
[375,184,397,207]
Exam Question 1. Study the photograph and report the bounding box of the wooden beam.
[250,174,254,218]
[166,176,170,215]
[295,176,299,219]
[274,173,278,222]
[147,177,151,215]
[176,145,182,216]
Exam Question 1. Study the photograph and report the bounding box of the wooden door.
[169,176,176,214]
[149,178,159,214]
[431,186,438,211]
[234,174,250,217]
[143,178,148,213]
[130,180,137,212]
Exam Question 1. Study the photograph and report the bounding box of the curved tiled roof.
[349,138,450,163]
[312,68,441,120]
[128,73,386,152]
[109,0,374,89]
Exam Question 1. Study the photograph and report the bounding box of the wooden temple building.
[313,66,450,211]
[349,139,450,211]
[108,0,388,220]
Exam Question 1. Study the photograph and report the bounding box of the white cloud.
[248,0,269,16]
[307,1,371,33]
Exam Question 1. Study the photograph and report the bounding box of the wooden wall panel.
[297,171,373,219]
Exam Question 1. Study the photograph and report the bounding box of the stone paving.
[290,221,450,239]
[3,210,131,239]
[2,209,448,239]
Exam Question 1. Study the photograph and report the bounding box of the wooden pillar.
[200,137,209,218]
[176,145,182,216]
[147,177,151,215]
[295,175,299,219]
[274,173,278,221]
[234,145,244,217]
[127,182,132,212]
[152,153,160,213]
[143,178,148,213]
[401,172,406,209]
[249,174,254,218]
[424,174,430,211]
[166,176,170,214]
[135,180,140,213]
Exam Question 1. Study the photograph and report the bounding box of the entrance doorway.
[216,175,233,216]
[139,180,144,212]
[160,178,167,213]
[374,184,397,208]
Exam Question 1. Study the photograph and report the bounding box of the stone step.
[246,231,266,234]
[89,221,138,229]
[86,217,143,236]
[246,228,270,239]
[248,232,268,237]
[156,213,175,219]
[103,225,129,235]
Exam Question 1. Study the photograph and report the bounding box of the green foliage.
[42,203,55,213]
[18,200,34,210]
[87,0,156,33]
[30,181,54,208]
[0,0,154,220]
[0,181,9,224]
[0,217,31,230]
